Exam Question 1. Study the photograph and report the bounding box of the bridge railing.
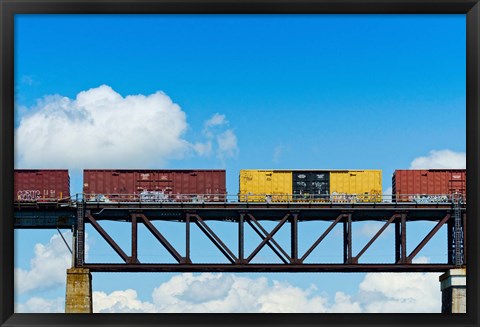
[77,193,465,204]
[13,192,466,205]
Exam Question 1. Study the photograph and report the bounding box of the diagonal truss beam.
[86,213,131,263]
[246,213,290,263]
[246,217,290,264]
[351,214,397,264]
[300,214,343,263]
[136,214,185,263]
[406,214,451,263]
[194,214,238,264]
[247,213,291,263]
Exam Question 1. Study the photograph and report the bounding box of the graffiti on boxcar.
[411,194,449,203]
[331,192,358,203]
[17,190,41,201]
[140,190,169,202]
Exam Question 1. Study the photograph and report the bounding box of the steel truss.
[74,203,466,273]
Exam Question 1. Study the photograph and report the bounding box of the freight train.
[13,168,467,203]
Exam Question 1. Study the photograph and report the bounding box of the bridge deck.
[14,201,464,228]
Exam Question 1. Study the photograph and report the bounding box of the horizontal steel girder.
[81,263,458,273]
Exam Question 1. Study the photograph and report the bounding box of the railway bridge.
[14,197,467,313]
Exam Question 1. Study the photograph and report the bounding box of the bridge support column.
[439,268,466,313]
[65,268,93,313]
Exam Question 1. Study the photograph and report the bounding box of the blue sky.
[14,14,466,313]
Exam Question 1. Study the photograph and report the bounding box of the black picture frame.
[1,0,478,326]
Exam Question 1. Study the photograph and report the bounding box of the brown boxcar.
[14,169,70,202]
[392,169,466,202]
[83,169,226,202]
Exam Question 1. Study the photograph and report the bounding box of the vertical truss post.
[291,213,298,263]
[239,213,245,263]
[343,214,352,264]
[395,214,407,264]
[71,226,77,268]
[131,214,138,264]
[395,219,400,263]
[185,213,191,263]
[447,215,454,265]
[401,214,406,263]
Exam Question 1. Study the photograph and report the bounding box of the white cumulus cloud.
[358,272,440,313]
[90,271,441,313]
[96,273,329,313]
[15,297,64,313]
[15,232,73,294]
[93,289,157,313]
[15,231,89,295]
[409,149,466,169]
[15,85,239,168]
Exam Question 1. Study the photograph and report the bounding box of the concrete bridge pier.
[439,268,466,313]
[65,268,93,313]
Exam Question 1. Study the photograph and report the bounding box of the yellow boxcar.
[329,170,382,202]
[239,170,292,202]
